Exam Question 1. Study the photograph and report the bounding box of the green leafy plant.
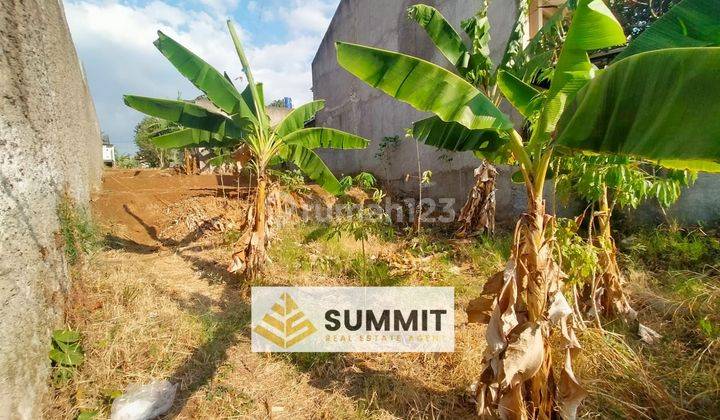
[555,155,696,317]
[268,168,309,194]
[49,329,84,386]
[115,154,139,169]
[124,22,369,279]
[305,188,394,282]
[133,116,181,168]
[58,198,100,265]
[336,0,720,415]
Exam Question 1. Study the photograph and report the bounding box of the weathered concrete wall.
[0,0,102,417]
[312,0,536,223]
[312,0,720,225]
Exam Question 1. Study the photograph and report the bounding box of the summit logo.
[252,287,454,352]
[253,293,317,349]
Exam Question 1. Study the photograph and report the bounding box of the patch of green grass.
[623,226,720,271]
[281,352,338,372]
[347,257,404,286]
[58,198,101,264]
[463,234,512,276]
[269,223,315,272]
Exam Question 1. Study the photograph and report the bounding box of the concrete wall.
[312,0,720,225]
[0,0,102,417]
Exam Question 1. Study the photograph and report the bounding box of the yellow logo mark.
[254,293,317,349]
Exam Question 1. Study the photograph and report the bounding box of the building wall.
[0,0,102,416]
[312,0,720,225]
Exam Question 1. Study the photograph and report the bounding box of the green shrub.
[115,154,140,169]
[624,226,720,271]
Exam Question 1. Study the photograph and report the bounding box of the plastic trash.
[110,380,178,420]
[638,323,662,345]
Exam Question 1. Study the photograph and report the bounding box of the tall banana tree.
[124,22,369,279]
[406,1,529,236]
[555,155,696,318]
[336,0,720,416]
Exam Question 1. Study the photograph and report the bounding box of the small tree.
[124,23,369,279]
[134,117,181,168]
[555,155,696,318]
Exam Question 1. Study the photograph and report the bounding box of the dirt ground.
[49,169,486,419]
[48,169,720,419]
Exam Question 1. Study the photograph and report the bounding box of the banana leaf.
[497,70,540,118]
[282,127,369,149]
[540,0,626,135]
[615,0,720,61]
[412,116,505,153]
[152,128,223,149]
[336,42,512,132]
[280,145,342,195]
[154,31,250,117]
[124,95,245,138]
[275,100,325,137]
[556,47,720,172]
[407,5,469,71]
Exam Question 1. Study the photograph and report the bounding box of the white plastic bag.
[110,380,178,420]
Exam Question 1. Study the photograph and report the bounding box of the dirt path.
[50,170,481,419]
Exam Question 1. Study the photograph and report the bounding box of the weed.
[282,352,337,372]
[347,257,403,286]
[58,198,100,264]
[624,226,720,271]
[49,329,84,387]
[269,168,309,194]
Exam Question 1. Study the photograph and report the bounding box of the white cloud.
[198,0,240,17]
[64,0,338,154]
[280,0,337,35]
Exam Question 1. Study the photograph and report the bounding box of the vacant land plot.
[47,170,719,419]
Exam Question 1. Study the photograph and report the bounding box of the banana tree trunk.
[471,197,585,419]
[228,174,268,279]
[456,161,497,238]
[590,190,635,319]
[244,175,268,280]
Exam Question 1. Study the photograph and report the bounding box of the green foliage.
[134,116,181,167]
[58,199,100,265]
[268,168,309,193]
[115,154,140,169]
[348,258,402,286]
[50,329,84,386]
[624,226,720,271]
[555,218,599,285]
[124,24,368,195]
[555,155,697,209]
[374,135,400,160]
[609,0,681,40]
[76,410,99,420]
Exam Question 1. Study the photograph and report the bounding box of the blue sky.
[65,0,340,154]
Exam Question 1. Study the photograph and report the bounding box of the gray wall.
[312,0,720,225]
[0,0,102,416]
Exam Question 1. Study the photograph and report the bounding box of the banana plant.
[124,22,369,279]
[405,1,531,236]
[336,0,720,416]
[555,156,696,318]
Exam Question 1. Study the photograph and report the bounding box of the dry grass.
[48,179,720,419]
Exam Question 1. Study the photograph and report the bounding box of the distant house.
[102,134,116,166]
